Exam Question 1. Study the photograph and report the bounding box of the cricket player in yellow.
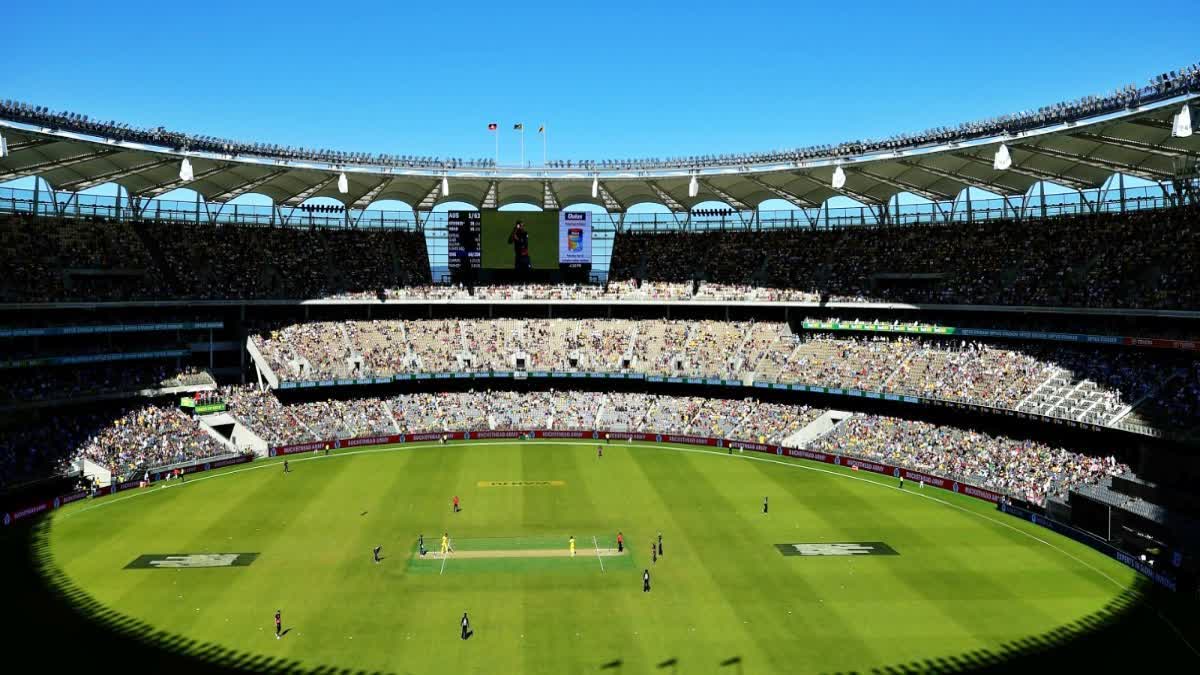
[569,535,576,557]
[441,532,450,555]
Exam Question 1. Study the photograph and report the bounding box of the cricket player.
[461,612,470,639]
[274,609,282,639]
[658,532,663,557]
[597,445,603,458]
[651,541,657,564]
[419,533,426,556]
[441,532,450,556]
[643,569,651,593]
[283,460,289,474]
[453,495,460,513]
[763,496,768,514]
[899,475,905,489]
[373,545,382,563]
[617,531,624,553]
[569,536,576,557]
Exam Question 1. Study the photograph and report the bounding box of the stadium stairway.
[782,410,854,449]
[244,337,280,389]
[72,457,112,488]
[204,412,268,456]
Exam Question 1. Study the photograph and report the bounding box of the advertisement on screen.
[558,212,591,266]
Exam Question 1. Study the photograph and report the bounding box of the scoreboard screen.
[447,211,481,271]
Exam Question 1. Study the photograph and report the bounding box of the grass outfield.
[34,440,1194,673]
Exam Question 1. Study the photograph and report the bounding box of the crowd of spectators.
[224,387,1130,504]
[250,319,1193,429]
[3,204,1196,308]
[809,414,1130,505]
[224,388,820,446]
[254,319,793,381]
[75,404,229,479]
[0,363,214,406]
[0,411,109,489]
[609,206,1200,310]
[0,215,429,302]
[0,401,230,490]
[5,63,1194,170]
[0,382,1149,504]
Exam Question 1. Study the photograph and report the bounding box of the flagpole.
[542,124,547,167]
[520,127,525,168]
[494,129,499,167]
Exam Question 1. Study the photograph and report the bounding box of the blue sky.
[0,0,1193,211]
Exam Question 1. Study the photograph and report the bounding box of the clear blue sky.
[1,0,1193,210]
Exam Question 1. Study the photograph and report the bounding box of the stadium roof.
[1,93,1197,213]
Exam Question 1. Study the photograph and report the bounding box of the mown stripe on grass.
[631,447,883,673]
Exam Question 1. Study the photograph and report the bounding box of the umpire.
[643,569,651,593]
[461,611,470,639]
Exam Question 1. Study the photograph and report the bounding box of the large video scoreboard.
[447,210,481,271]
[448,209,591,282]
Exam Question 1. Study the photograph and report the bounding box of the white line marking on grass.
[593,536,605,573]
[54,437,1198,658]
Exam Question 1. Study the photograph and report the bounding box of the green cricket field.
[31,439,1194,673]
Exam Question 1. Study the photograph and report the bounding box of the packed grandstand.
[0,62,1198,611]
[2,206,1198,308]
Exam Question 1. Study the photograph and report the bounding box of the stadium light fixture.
[993,144,1013,171]
[441,174,450,197]
[337,172,349,194]
[179,157,194,182]
[831,166,846,189]
[1173,104,1193,138]
[688,174,698,198]
[591,175,598,199]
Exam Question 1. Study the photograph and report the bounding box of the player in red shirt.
[453,495,460,513]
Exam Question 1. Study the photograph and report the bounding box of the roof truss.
[55,156,177,192]
[0,148,122,182]
[744,176,817,208]
[208,168,291,203]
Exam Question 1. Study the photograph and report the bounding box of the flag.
[513,123,524,131]
[487,123,497,131]
[538,125,544,134]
